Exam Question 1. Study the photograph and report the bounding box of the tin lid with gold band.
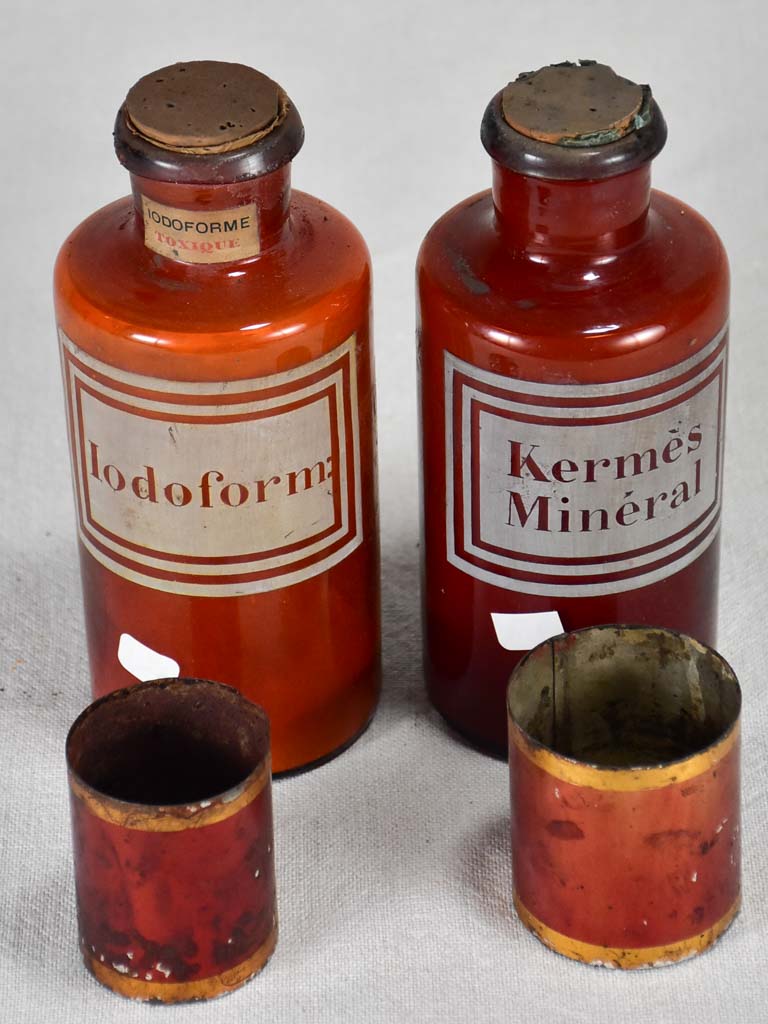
[65,677,272,830]
[114,61,304,183]
[481,60,667,180]
[506,624,742,791]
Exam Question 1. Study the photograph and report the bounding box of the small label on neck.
[141,196,260,264]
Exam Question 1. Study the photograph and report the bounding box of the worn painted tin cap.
[114,61,304,183]
[507,625,741,969]
[66,678,277,1001]
[482,60,667,180]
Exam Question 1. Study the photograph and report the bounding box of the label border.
[445,329,727,597]
[61,332,363,597]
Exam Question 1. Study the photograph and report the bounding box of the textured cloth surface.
[1,2,767,1021]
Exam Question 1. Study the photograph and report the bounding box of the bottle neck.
[130,165,291,263]
[491,162,651,256]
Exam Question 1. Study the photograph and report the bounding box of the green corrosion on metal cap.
[501,60,652,148]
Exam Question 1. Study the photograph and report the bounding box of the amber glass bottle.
[55,62,380,773]
[417,62,728,754]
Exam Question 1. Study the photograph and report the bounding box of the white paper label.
[445,327,727,597]
[118,634,180,682]
[491,611,564,651]
[60,332,363,597]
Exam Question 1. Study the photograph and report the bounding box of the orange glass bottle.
[54,62,380,773]
[417,62,728,754]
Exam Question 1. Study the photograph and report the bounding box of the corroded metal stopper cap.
[66,679,277,1002]
[482,60,667,180]
[507,626,741,969]
[114,61,304,183]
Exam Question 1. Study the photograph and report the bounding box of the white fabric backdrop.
[1,1,766,1020]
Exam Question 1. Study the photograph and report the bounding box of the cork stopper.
[481,60,666,180]
[502,62,649,146]
[114,61,304,183]
[124,61,284,154]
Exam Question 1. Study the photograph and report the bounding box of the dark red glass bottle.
[55,62,380,773]
[417,62,729,754]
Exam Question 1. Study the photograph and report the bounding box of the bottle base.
[431,703,508,762]
[272,703,378,779]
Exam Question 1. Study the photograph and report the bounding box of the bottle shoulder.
[417,189,729,380]
[54,191,370,376]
